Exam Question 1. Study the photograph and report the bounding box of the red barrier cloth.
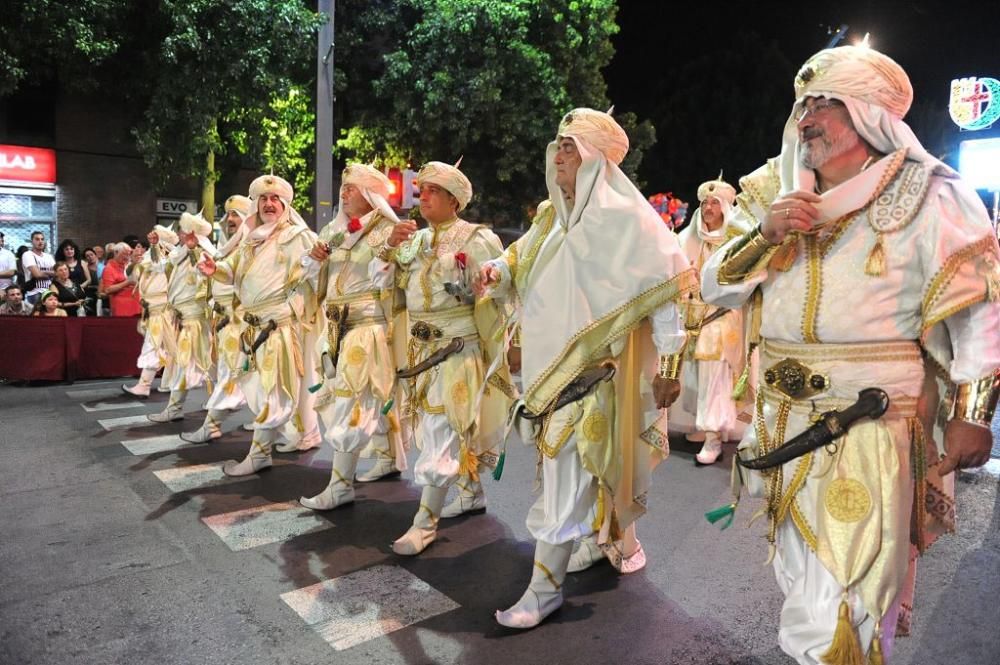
[0,316,143,381]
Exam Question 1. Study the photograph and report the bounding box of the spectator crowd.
[0,230,146,317]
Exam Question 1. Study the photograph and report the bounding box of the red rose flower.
[454,252,467,269]
[347,218,362,233]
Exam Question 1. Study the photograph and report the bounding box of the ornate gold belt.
[763,358,830,400]
[410,320,444,342]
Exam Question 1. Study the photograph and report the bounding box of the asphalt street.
[1,379,998,665]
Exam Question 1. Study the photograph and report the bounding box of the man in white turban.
[122,224,179,398]
[198,175,320,476]
[146,212,216,423]
[672,175,747,465]
[701,46,1000,664]
[478,108,696,629]
[297,164,408,510]
[181,194,252,443]
[369,160,513,556]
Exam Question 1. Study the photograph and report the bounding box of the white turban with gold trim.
[794,45,912,119]
[557,107,629,166]
[224,195,253,218]
[178,211,212,238]
[697,175,736,205]
[342,163,391,200]
[248,174,294,204]
[152,224,178,247]
[416,161,473,211]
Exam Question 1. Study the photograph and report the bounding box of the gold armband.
[953,371,1000,427]
[658,352,684,380]
[377,243,397,263]
[717,224,780,285]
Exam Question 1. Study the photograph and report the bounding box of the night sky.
[608,0,1000,197]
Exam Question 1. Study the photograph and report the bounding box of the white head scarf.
[334,164,401,227]
[245,174,307,244]
[215,195,252,258]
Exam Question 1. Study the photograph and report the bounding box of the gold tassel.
[864,235,887,277]
[348,401,361,427]
[732,364,751,401]
[821,596,865,665]
[204,379,213,396]
[867,621,885,665]
[770,238,798,272]
[224,379,236,395]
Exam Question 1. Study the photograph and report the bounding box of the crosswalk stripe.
[67,387,130,401]
[99,414,160,431]
[120,434,191,455]
[280,565,460,651]
[81,400,146,413]
[153,462,243,492]
[200,502,333,551]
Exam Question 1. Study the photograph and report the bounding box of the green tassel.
[705,502,737,530]
[731,366,750,401]
[243,359,250,372]
[308,382,323,394]
[492,449,506,481]
[381,398,394,416]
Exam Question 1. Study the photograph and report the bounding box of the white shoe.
[223,455,272,476]
[496,541,573,629]
[275,426,321,453]
[179,426,221,443]
[147,408,183,423]
[392,486,447,556]
[695,433,723,466]
[156,383,171,393]
[300,452,358,511]
[355,458,401,483]
[122,383,150,398]
[567,536,604,573]
[242,422,255,432]
[440,488,486,518]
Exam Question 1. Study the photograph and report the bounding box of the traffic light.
[387,167,402,208]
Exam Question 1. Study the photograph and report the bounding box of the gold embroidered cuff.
[377,243,397,263]
[659,352,684,380]
[717,224,780,285]
[954,371,1000,427]
[510,323,521,347]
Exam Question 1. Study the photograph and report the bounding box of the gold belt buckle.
[764,358,829,399]
[410,320,443,342]
[326,304,344,322]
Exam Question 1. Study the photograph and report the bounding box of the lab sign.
[0,144,57,183]
[156,198,199,217]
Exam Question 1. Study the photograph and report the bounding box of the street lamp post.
[315,0,335,231]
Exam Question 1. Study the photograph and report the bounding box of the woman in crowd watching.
[99,242,141,316]
[52,262,86,316]
[55,239,91,289]
[32,290,67,317]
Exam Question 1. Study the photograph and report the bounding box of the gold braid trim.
[921,236,999,331]
[716,224,780,285]
[800,213,858,343]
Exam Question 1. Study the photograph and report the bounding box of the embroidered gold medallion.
[450,380,470,406]
[583,412,609,443]
[824,478,871,523]
[346,346,367,366]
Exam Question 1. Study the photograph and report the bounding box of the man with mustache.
[199,176,319,476]
[701,46,1000,664]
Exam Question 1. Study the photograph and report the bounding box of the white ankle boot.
[567,535,604,572]
[695,432,723,465]
[123,368,157,398]
[180,409,224,443]
[392,486,448,556]
[300,451,359,510]
[440,477,486,518]
[148,389,187,423]
[275,425,321,453]
[356,457,401,483]
[224,429,274,476]
[496,541,573,629]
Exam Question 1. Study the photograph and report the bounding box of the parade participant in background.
[123,225,178,398]
[198,175,319,476]
[181,195,253,443]
[370,160,511,555]
[701,46,1000,665]
[672,174,747,465]
[478,108,695,628]
[297,164,407,510]
[147,213,215,423]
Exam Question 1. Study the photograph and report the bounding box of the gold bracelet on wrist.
[658,352,684,380]
[717,223,781,285]
[953,371,1000,427]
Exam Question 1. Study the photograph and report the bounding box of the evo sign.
[0,144,57,184]
[156,198,199,217]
